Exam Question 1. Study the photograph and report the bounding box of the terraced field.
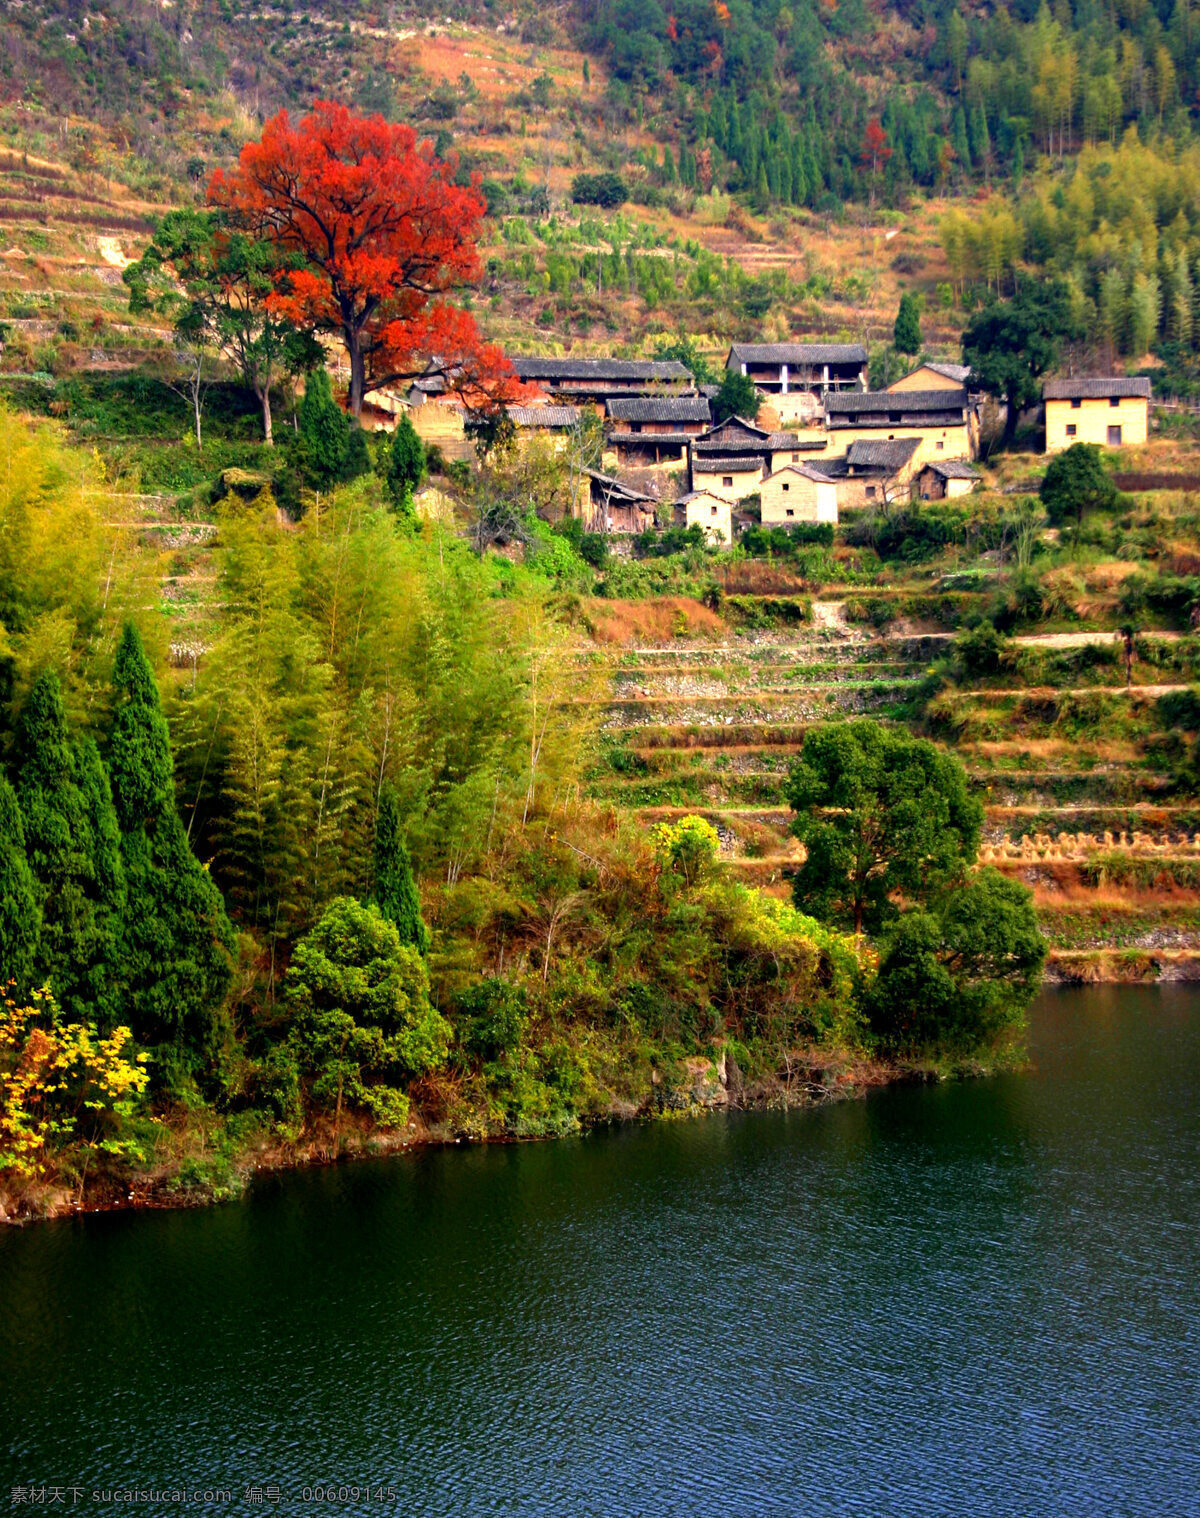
[584,606,1200,982]
[0,147,170,379]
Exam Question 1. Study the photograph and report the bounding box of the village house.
[604,395,712,469]
[510,356,695,410]
[915,458,981,499]
[674,489,734,546]
[725,342,867,398]
[823,388,973,466]
[507,404,582,449]
[689,414,819,495]
[760,463,839,526]
[888,363,987,453]
[1043,377,1151,453]
[818,438,921,512]
[578,468,658,535]
[690,452,767,503]
[887,361,971,394]
[391,392,473,461]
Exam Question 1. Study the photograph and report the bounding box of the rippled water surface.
[3,986,1199,1515]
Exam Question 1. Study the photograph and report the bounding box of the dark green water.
[2,985,1199,1516]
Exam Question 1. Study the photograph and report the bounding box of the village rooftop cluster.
[395,344,1152,547]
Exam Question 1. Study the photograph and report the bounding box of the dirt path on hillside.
[969,683,1191,697]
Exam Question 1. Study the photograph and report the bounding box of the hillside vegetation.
[11,0,1200,379]
[5,4,1200,1224]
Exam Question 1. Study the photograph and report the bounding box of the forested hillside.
[9,0,1200,380]
[8,0,1200,207]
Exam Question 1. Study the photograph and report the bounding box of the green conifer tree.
[386,413,426,506]
[372,786,429,953]
[894,292,923,355]
[16,672,125,1024]
[107,624,236,1076]
[299,367,351,483]
[340,423,371,482]
[0,774,40,989]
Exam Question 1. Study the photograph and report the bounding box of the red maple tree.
[208,100,516,416]
[858,117,893,208]
[859,118,893,176]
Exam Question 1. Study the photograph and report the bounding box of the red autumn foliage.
[859,118,893,175]
[208,100,518,416]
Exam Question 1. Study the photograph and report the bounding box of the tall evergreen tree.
[299,367,351,483]
[894,292,923,355]
[0,774,40,989]
[16,672,125,1024]
[373,786,429,953]
[386,413,426,508]
[108,624,236,1076]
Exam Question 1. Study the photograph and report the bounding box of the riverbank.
[1046,947,1200,983]
[1,1043,979,1226]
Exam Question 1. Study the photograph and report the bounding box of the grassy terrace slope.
[0,15,972,380]
[575,457,1200,984]
[7,386,1200,987]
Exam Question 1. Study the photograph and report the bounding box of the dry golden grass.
[717,561,811,594]
[1084,561,1142,591]
[1029,880,1200,908]
[969,739,1078,759]
[1165,543,1200,575]
[587,596,726,645]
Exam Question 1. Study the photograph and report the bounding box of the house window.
[1066,423,1077,437]
[711,505,718,516]
[1110,396,1120,407]
[722,476,733,487]
[1108,425,1122,446]
[1071,398,1082,409]
[631,422,641,433]
[786,508,794,517]
[865,486,877,499]
[782,483,789,492]
[791,453,799,462]
[936,440,944,450]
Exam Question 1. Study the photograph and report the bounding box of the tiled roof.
[506,405,581,427]
[924,361,971,383]
[768,463,838,484]
[693,455,765,473]
[826,388,968,415]
[845,438,922,470]
[924,459,980,480]
[583,467,656,503]
[609,432,691,447]
[728,343,868,366]
[1043,376,1152,400]
[511,356,691,382]
[606,396,711,423]
[696,418,771,444]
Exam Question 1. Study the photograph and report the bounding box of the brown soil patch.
[588,596,725,645]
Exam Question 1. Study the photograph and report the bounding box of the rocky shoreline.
[0,1048,932,1227]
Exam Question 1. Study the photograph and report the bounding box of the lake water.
[2,986,1199,1516]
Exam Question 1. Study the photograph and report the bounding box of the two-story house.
[510,356,695,410]
[604,395,712,469]
[823,388,973,467]
[1043,377,1151,452]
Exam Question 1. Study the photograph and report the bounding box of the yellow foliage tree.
[0,987,150,1202]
